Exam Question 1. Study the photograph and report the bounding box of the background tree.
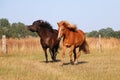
[0,18,119,38]
[0,18,11,38]
[113,30,120,38]
[0,18,38,38]
[11,22,37,38]
[86,27,120,38]
[86,30,99,37]
[99,27,114,38]
[0,18,10,27]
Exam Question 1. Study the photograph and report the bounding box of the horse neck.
[37,28,53,38]
[64,28,70,38]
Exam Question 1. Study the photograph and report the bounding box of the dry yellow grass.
[0,38,42,54]
[0,37,120,80]
[0,37,119,54]
[87,37,119,49]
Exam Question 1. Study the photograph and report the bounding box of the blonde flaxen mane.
[60,20,77,31]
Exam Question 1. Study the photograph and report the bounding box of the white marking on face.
[58,27,61,39]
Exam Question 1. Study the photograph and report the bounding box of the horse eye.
[61,29,64,31]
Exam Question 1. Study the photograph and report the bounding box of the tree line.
[0,18,37,38]
[86,27,120,38]
[0,18,120,38]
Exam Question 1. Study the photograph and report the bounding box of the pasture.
[0,38,120,80]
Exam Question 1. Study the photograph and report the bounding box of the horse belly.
[74,32,85,47]
[63,34,75,47]
[49,34,58,47]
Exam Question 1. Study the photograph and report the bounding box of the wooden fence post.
[98,34,101,53]
[2,35,7,53]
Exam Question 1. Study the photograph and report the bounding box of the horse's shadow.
[40,60,88,66]
[40,59,61,63]
[63,61,88,66]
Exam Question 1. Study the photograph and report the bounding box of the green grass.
[0,48,120,80]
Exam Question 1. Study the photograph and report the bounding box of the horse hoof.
[54,60,57,62]
[74,62,78,65]
[52,59,57,62]
[70,62,74,65]
[54,59,57,62]
[46,61,49,63]
[70,60,74,65]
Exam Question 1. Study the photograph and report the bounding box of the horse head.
[57,20,77,39]
[28,20,42,32]
[57,21,67,39]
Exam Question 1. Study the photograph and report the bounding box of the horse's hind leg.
[49,48,57,62]
[52,49,57,61]
[43,48,48,63]
[73,48,76,62]
[49,49,54,61]
[53,48,57,61]
[74,47,81,64]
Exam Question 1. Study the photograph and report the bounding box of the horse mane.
[60,20,77,31]
[39,20,54,32]
[69,24,77,31]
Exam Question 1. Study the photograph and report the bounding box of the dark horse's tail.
[81,39,90,54]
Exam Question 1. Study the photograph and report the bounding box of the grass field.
[0,38,120,80]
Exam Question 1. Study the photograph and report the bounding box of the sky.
[0,0,120,32]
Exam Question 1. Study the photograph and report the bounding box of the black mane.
[39,20,54,32]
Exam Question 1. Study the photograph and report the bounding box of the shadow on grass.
[63,61,88,66]
[40,60,88,66]
[40,59,61,63]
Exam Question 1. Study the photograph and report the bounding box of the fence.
[2,35,7,53]
[98,34,101,53]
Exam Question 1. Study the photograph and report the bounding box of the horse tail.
[81,39,90,54]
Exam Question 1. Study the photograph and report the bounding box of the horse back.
[74,29,85,45]
[77,29,85,39]
[63,29,85,47]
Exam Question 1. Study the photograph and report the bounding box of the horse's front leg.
[69,45,74,64]
[43,48,48,63]
[61,46,66,65]
[73,48,76,62]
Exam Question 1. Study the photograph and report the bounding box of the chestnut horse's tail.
[81,39,90,54]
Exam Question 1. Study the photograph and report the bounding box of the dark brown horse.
[28,20,60,62]
[57,20,90,65]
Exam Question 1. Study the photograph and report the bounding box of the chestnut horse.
[28,20,60,62]
[57,20,90,65]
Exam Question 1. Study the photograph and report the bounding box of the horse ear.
[63,22,69,27]
[37,20,41,23]
[37,20,42,25]
[57,22,59,25]
[57,22,60,27]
